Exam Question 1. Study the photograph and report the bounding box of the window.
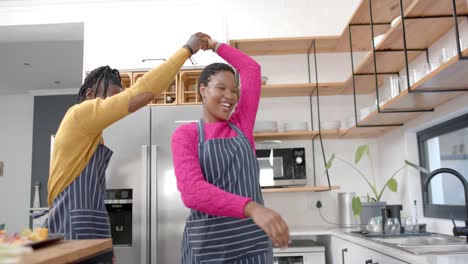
[418,113,468,220]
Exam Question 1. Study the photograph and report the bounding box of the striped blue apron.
[181,120,273,264]
[46,144,113,240]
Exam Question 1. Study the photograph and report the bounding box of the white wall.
[0,94,34,232]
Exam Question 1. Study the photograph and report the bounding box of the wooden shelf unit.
[179,70,203,104]
[261,185,340,193]
[119,72,132,90]
[133,72,178,105]
[342,0,468,95]
[343,48,468,136]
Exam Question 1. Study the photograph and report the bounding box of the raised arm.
[75,33,210,134]
[213,43,262,137]
[171,125,252,218]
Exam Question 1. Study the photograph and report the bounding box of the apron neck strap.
[197,119,244,143]
[227,122,243,136]
[197,119,206,143]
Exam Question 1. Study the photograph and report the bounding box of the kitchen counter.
[18,239,113,264]
[289,226,468,264]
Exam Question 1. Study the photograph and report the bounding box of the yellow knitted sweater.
[47,48,190,206]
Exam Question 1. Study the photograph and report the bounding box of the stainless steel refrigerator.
[104,105,203,264]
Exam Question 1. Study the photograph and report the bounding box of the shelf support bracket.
[308,40,332,190]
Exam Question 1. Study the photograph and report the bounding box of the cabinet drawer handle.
[365,260,373,264]
[341,248,347,264]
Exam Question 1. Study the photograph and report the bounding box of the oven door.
[257,156,284,187]
[274,252,325,264]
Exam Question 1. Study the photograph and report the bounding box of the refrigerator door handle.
[141,145,150,264]
[151,144,158,264]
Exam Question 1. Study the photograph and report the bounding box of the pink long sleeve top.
[171,43,261,219]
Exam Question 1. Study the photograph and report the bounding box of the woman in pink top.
[172,38,290,263]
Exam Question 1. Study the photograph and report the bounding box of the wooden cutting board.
[19,239,112,264]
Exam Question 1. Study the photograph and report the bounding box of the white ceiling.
[0,23,84,94]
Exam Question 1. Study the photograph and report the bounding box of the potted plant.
[325,145,428,231]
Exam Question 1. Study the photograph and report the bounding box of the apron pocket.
[70,209,111,239]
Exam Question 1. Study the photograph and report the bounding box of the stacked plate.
[284,121,308,132]
[320,120,340,131]
[254,121,278,133]
[359,105,377,121]
[341,116,356,130]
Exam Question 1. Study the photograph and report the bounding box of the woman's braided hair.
[77,66,122,102]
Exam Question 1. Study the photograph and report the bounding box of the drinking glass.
[405,217,415,233]
[384,218,394,234]
[392,218,401,235]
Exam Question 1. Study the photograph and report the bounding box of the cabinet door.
[179,70,202,104]
[328,236,351,264]
[132,72,178,105]
[327,236,409,264]
[348,240,409,264]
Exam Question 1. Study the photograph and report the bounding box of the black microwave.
[256,148,306,187]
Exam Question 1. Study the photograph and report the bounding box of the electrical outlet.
[0,161,3,176]
[316,200,322,209]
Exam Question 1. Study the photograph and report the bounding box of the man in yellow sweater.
[46,32,210,240]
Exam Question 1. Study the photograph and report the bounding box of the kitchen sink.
[369,233,468,255]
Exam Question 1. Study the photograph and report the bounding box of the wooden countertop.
[19,239,112,264]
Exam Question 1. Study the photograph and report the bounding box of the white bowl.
[320,120,340,130]
[373,34,385,47]
[359,106,374,120]
[284,122,308,132]
[254,121,278,133]
[341,116,356,129]
[391,16,401,27]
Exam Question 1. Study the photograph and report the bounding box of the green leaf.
[352,197,362,216]
[388,178,398,192]
[405,160,430,174]
[355,145,369,164]
[325,154,336,170]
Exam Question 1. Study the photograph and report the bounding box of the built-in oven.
[256,148,306,187]
[105,189,132,246]
[273,240,325,264]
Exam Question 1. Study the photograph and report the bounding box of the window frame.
[417,112,468,220]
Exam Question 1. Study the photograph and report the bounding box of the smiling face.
[200,70,239,122]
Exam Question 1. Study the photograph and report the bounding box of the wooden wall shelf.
[262,185,340,193]
[253,130,345,141]
[261,82,344,97]
[254,131,317,140]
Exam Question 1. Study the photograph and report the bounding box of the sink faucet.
[423,168,468,243]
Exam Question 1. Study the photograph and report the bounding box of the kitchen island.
[18,239,113,264]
